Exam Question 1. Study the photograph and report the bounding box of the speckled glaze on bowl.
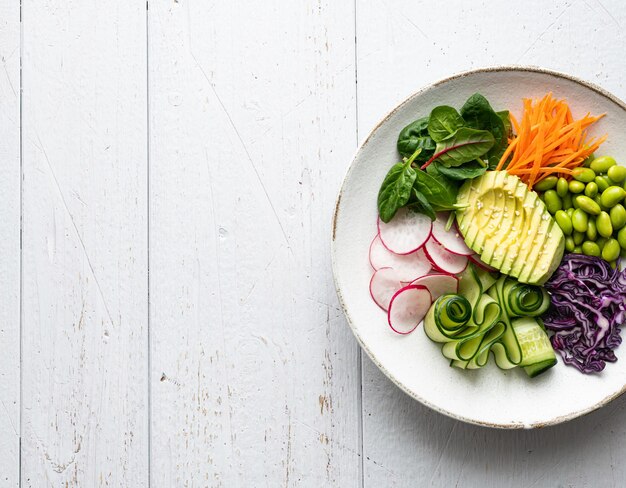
[331,66,626,429]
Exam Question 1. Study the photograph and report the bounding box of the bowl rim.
[331,65,626,429]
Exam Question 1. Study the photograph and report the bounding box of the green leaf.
[377,159,417,222]
[431,160,487,181]
[497,110,512,139]
[412,169,458,209]
[461,94,507,167]
[430,128,495,168]
[407,188,436,221]
[427,106,465,142]
[397,117,436,160]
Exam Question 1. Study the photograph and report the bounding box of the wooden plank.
[0,2,21,486]
[20,1,148,486]
[148,0,361,485]
[357,0,626,486]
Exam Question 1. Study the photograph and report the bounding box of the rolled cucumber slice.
[512,317,557,378]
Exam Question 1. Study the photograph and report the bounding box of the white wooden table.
[3,1,626,486]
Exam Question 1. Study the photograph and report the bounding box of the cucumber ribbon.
[424,265,551,371]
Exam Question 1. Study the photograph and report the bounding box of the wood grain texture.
[0,2,20,486]
[148,0,360,485]
[357,0,626,486]
[20,1,148,486]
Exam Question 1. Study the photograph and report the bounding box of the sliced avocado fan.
[456,171,564,285]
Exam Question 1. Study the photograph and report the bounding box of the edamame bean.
[544,190,562,214]
[534,176,558,191]
[573,231,585,245]
[601,186,626,208]
[618,226,626,250]
[610,204,626,230]
[595,175,610,192]
[556,177,569,197]
[566,208,575,218]
[575,195,601,215]
[565,236,576,252]
[585,182,598,198]
[569,180,585,194]
[594,195,604,210]
[572,209,588,233]
[555,210,573,235]
[583,154,596,167]
[597,236,608,250]
[602,238,621,261]
[587,219,597,240]
[573,246,583,254]
[582,241,601,257]
[590,156,617,174]
[597,211,613,238]
[608,165,626,184]
[572,167,596,183]
[562,192,573,209]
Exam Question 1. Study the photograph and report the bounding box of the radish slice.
[424,240,469,275]
[369,267,403,312]
[468,253,498,273]
[378,208,432,255]
[369,235,432,282]
[410,273,459,300]
[387,285,432,335]
[431,213,474,256]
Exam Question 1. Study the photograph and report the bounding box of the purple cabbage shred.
[543,254,626,374]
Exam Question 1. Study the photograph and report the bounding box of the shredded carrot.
[496,93,606,188]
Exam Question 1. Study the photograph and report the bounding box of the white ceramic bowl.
[332,66,626,428]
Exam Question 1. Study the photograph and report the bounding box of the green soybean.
[610,204,626,230]
[566,208,575,218]
[572,167,596,183]
[595,175,610,192]
[602,238,621,261]
[608,165,626,184]
[571,209,588,233]
[594,195,604,210]
[585,182,598,198]
[565,236,576,252]
[597,236,608,250]
[590,156,616,174]
[586,219,598,240]
[576,195,601,215]
[618,227,626,250]
[569,180,585,194]
[534,176,558,191]
[582,241,601,257]
[544,190,562,214]
[597,211,613,237]
[601,186,626,208]
[562,192,573,209]
[555,177,567,197]
[573,245,583,254]
[573,231,585,245]
[555,210,573,235]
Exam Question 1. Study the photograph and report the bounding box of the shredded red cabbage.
[542,254,626,374]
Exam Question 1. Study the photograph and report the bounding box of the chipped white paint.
[20,0,148,486]
[0,2,20,486]
[6,0,626,486]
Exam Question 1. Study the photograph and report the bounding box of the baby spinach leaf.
[377,159,417,222]
[427,106,465,142]
[461,93,506,166]
[431,160,487,180]
[407,188,436,221]
[397,117,436,160]
[497,110,512,139]
[412,169,458,209]
[423,128,495,168]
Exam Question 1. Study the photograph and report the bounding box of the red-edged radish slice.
[431,213,474,256]
[424,240,469,275]
[369,234,432,282]
[410,273,459,301]
[377,207,432,255]
[468,253,498,273]
[387,285,432,335]
[369,267,403,312]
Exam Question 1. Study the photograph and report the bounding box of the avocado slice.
[456,171,564,285]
